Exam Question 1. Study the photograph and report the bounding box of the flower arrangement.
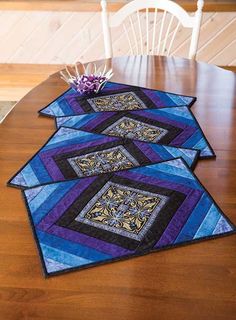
[60,62,113,95]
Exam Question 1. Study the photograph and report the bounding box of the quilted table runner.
[55,107,215,159]
[22,158,236,276]
[7,79,236,277]
[39,82,196,117]
[8,128,199,189]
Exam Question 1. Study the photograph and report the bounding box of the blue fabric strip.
[213,216,233,234]
[44,257,71,272]
[149,144,173,159]
[194,204,221,239]
[174,193,212,242]
[166,93,188,106]
[162,146,194,167]
[41,243,92,268]
[182,130,202,148]
[58,114,97,129]
[21,164,40,186]
[152,91,177,106]
[193,137,207,150]
[129,166,200,189]
[48,101,65,116]
[37,230,112,260]
[159,106,193,120]
[30,155,52,183]
[43,134,104,151]
[144,162,194,179]
[28,180,78,223]
[57,99,73,115]
[146,108,196,126]
[46,128,95,145]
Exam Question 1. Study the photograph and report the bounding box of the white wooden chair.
[101,0,204,59]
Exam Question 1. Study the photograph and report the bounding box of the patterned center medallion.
[86,92,147,112]
[75,181,168,241]
[67,145,140,177]
[102,117,168,142]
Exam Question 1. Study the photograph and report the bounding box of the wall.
[0,10,235,66]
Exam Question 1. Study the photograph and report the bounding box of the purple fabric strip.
[115,170,192,195]
[39,135,118,180]
[82,112,116,131]
[132,110,187,129]
[133,141,163,162]
[47,225,133,257]
[155,189,203,247]
[102,83,130,92]
[170,126,197,146]
[65,95,84,113]
[37,176,96,230]
[39,152,65,181]
[142,89,165,107]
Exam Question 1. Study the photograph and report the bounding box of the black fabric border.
[52,138,154,179]
[80,110,183,145]
[74,87,158,113]
[52,139,134,179]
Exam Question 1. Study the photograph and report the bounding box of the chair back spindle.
[101,0,204,60]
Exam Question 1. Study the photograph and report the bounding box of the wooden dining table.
[0,55,236,320]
